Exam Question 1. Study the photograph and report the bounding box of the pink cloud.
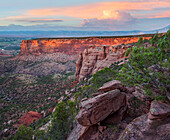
[81,10,136,28]
[6,1,170,20]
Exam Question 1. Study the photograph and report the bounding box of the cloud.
[6,0,170,20]
[0,17,169,32]
[6,19,63,23]
[81,10,136,30]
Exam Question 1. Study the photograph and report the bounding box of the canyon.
[20,35,152,82]
[1,32,169,139]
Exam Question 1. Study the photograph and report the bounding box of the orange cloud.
[6,1,170,20]
[28,1,170,18]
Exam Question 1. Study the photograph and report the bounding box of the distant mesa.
[20,34,153,55]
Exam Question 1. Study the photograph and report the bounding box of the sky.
[0,0,170,31]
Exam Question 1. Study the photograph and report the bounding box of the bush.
[117,30,170,100]
[13,125,33,140]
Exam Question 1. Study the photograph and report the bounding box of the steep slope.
[76,42,152,81]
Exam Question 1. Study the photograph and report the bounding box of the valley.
[0,32,169,139]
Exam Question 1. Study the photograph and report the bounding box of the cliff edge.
[20,35,152,55]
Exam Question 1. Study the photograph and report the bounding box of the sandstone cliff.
[76,44,131,81]
[76,38,153,81]
[68,80,170,140]
[20,36,151,55]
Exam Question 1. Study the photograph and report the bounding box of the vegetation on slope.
[8,30,170,139]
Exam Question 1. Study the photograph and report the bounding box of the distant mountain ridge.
[0,24,169,38]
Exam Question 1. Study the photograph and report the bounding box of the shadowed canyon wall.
[20,36,152,55]
[76,44,131,81]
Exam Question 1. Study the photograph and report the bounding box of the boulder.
[67,123,98,140]
[76,89,126,126]
[98,80,126,93]
[149,101,170,120]
[156,123,170,137]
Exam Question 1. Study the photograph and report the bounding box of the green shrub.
[117,30,170,100]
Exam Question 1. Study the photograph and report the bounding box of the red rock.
[67,123,98,140]
[98,80,126,93]
[102,105,127,125]
[76,44,130,81]
[148,101,170,120]
[20,36,152,55]
[148,112,163,120]
[118,114,170,140]
[19,111,41,126]
[48,107,55,113]
[76,89,126,126]
[156,123,170,137]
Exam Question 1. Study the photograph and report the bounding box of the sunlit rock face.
[20,36,151,55]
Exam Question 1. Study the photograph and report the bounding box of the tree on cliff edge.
[117,30,170,100]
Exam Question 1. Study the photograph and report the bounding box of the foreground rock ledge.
[76,89,126,126]
[118,114,170,140]
[98,80,126,93]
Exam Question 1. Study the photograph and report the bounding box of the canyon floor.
[0,53,78,137]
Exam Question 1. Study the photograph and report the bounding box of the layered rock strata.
[76,89,126,126]
[76,44,131,81]
[20,36,151,55]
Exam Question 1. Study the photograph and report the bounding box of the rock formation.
[20,36,152,55]
[76,44,131,81]
[118,113,170,140]
[76,89,126,126]
[67,80,170,140]
[76,40,154,81]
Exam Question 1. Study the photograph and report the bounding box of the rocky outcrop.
[68,78,170,140]
[19,111,41,126]
[118,114,170,140]
[68,81,129,140]
[20,36,152,55]
[76,89,126,126]
[98,80,126,93]
[148,101,170,120]
[76,44,128,81]
[67,123,99,140]
[76,41,152,81]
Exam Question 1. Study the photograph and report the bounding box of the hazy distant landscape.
[0,24,169,38]
[0,37,32,55]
